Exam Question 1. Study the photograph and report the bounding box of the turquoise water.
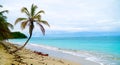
[9,36,120,65]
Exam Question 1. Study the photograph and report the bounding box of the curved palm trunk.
[10,33,32,53]
[11,21,34,54]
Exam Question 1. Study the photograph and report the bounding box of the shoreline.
[6,37,120,65]
[8,40,120,65]
[10,40,120,65]
[25,43,101,65]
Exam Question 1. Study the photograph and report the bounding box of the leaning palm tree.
[11,4,50,53]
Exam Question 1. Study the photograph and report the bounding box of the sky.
[1,0,120,37]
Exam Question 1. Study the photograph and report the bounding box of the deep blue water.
[9,36,120,65]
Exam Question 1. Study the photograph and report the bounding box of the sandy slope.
[0,41,80,65]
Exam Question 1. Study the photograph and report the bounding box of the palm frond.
[6,22,14,29]
[39,20,50,27]
[0,10,9,14]
[31,4,37,17]
[35,10,45,16]
[1,15,7,19]
[21,21,28,30]
[37,23,45,35]
[15,18,27,25]
[21,7,30,17]
[33,15,41,20]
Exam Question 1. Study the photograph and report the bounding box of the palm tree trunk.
[10,33,32,53]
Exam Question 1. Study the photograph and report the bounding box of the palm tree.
[11,4,50,53]
[0,5,13,40]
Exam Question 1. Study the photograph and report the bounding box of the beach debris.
[34,51,49,56]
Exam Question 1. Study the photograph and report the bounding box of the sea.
[9,36,120,65]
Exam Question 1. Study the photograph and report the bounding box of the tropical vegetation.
[0,5,13,40]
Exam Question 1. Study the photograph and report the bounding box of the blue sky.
[1,0,120,36]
